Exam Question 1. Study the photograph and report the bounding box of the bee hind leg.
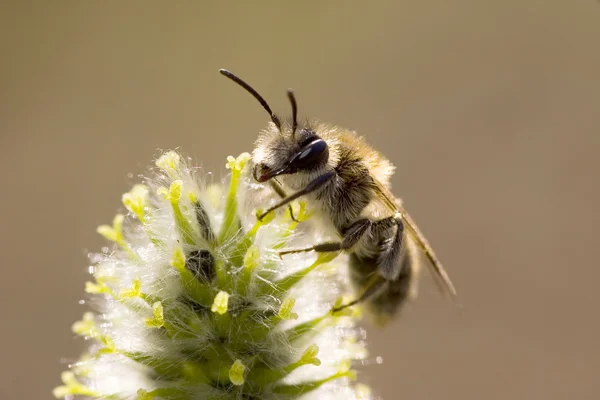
[378,215,405,280]
[332,216,405,313]
[331,274,388,313]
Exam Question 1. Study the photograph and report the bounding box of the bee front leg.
[268,179,298,222]
[258,171,336,221]
[278,218,372,256]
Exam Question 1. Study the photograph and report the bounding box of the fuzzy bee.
[220,69,457,325]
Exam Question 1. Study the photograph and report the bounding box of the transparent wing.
[372,178,457,297]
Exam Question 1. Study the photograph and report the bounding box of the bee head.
[252,125,329,182]
[219,69,330,183]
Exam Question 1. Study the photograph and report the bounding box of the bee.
[219,69,457,325]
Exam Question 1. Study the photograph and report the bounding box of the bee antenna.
[287,89,298,138]
[219,69,281,131]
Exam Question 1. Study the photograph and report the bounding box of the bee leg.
[268,179,298,222]
[258,171,336,220]
[331,274,388,313]
[279,218,372,256]
[279,215,398,256]
[377,215,405,280]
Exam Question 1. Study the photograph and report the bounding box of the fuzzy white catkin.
[55,151,372,400]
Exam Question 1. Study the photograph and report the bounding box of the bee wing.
[372,178,457,298]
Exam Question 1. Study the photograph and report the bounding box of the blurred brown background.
[1,1,599,399]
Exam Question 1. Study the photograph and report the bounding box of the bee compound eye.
[291,139,329,170]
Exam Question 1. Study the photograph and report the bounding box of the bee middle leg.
[279,218,372,256]
[279,215,398,256]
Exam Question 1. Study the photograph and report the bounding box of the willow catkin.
[54,151,371,400]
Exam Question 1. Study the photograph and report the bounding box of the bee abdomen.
[372,261,413,318]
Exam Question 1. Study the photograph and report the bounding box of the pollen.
[211,290,230,315]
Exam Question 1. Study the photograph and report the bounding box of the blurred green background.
[1,1,599,399]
